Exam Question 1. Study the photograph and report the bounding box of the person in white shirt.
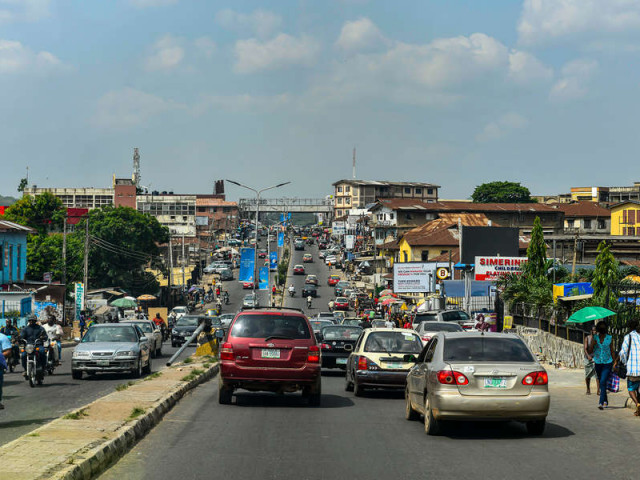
[618,320,640,416]
[43,316,63,365]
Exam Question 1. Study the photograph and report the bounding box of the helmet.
[28,314,38,322]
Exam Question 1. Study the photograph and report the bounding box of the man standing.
[0,330,11,409]
[584,325,598,396]
[618,320,640,416]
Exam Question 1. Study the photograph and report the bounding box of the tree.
[471,181,535,203]
[526,217,547,279]
[591,241,619,310]
[27,233,83,286]
[17,178,28,192]
[3,192,65,235]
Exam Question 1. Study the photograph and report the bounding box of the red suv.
[219,309,322,406]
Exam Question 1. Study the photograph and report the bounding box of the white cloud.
[234,34,320,74]
[194,36,216,58]
[549,59,598,101]
[0,39,61,73]
[508,50,553,84]
[129,0,178,8]
[92,87,183,129]
[335,17,386,53]
[144,35,184,71]
[216,9,282,39]
[518,0,640,46]
[0,0,50,23]
[194,93,291,115]
[476,113,529,142]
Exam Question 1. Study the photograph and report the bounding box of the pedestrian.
[588,321,617,410]
[617,320,640,416]
[0,329,11,409]
[584,324,599,396]
[79,311,86,338]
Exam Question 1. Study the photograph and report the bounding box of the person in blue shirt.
[0,331,12,409]
[588,321,617,410]
[618,320,640,417]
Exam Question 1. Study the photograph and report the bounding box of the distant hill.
[0,195,17,207]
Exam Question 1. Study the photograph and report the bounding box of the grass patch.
[181,368,205,382]
[26,432,40,437]
[127,407,146,421]
[183,357,194,364]
[63,408,89,420]
[115,381,137,391]
[66,457,75,465]
[143,372,162,381]
[203,362,211,368]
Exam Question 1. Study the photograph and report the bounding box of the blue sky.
[2,0,640,201]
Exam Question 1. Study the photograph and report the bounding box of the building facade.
[552,202,610,234]
[570,186,609,203]
[332,180,439,219]
[0,220,34,287]
[136,194,197,237]
[610,201,640,236]
[23,186,114,209]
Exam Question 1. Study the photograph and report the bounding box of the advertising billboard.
[277,231,284,247]
[259,267,269,290]
[345,234,355,250]
[474,256,527,281]
[461,227,519,265]
[393,263,431,293]
[239,248,255,282]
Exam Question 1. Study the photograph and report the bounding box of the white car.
[325,255,338,265]
[170,306,188,320]
[121,320,163,357]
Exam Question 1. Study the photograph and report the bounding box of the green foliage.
[4,193,64,235]
[499,273,553,307]
[17,178,28,192]
[471,181,534,203]
[591,242,619,309]
[26,233,83,284]
[63,408,89,420]
[127,407,146,421]
[526,217,547,279]
[575,267,595,282]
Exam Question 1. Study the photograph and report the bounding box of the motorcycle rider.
[20,315,47,377]
[0,330,10,409]
[43,315,63,366]
[152,313,167,339]
[0,319,19,338]
[1,319,20,369]
[307,295,312,309]
[222,291,229,304]
[289,284,295,296]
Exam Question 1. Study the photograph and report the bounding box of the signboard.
[277,231,284,247]
[74,282,84,320]
[474,256,527,281]
[345,234,355,250]
[43,272,52,283]
[461,227,519,265]
[392,263,431,293]
[333,221,346,235]
[436,267,449,280]
[239,248,255,282]
[259,266,269,290]
[269,251,278,269]
[195,216,209,226]
[503,315,513,330]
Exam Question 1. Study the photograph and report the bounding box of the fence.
[514,325,585,368]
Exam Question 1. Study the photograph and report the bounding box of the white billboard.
[393,263,431,293]
[474,256,527,281]
[345,234,355,250]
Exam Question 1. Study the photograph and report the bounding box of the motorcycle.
[20,339,45,387]
[45,340,57,375]
[5,335,20,373]
[289,288,295,297]
[223,292,229,305]
[306,298,312,309]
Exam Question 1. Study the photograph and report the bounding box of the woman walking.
[588,321,617,410]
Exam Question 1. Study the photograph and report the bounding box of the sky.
[1,0,640,202]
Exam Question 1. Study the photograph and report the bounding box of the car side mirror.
[403,354,417,363]
[139,336,148,342]
[344,344,353,352]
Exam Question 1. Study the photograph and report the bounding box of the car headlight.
[172,329,178,335]
[73,351,90,358]
[115,350,135,357]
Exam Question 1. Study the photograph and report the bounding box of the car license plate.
[336,358,347,365]
[96,360,109,366]
[385,362,403,369]
[261,349,280,359]
[484,377,507,388]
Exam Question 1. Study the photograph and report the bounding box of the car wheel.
[156,345,162,357]
[143,356,152,374]
[405,388,419,421]
[132,357,142,378]
[424,395,441,435]
[219,384,233,405]
[345,377,354,392]
[526,420,546,436]
[353,380,365,397]
[71,369,83,380]
[308,378,322,406]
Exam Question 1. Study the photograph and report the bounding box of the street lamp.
[227,180,291,296]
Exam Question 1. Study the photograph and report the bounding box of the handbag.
[614,334,633,380]
[607,372,620,393]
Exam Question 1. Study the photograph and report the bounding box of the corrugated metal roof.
[0,220,35,233]
[552,202,610,217]
[374,198,559,213]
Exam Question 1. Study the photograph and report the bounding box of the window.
[415,188,422,194]
[389,213,394,220]
[406,213,412,220]
[345,198,351,205]
[345,186,351,193]
[425,339,438,362]
[403,251,408,262]
[444,337,534,363]
[421,251,429,261]
[16,244,21,279]
[337,198,343,205]
[336,209,342,217]
[427,188,433,195]
[583,219,592,229]
[404,187,411,194]
[337,187,343,193]
[230,314,311,339]
[598,219,606,230]
[567,219,575,228]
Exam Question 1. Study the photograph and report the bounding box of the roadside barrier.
[515,325,584,368]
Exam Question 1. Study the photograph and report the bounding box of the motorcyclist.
[1,319,20,369]
[43,316,64,366]
[307,295,312,309]
[222,291,229,304]
[216,297,222,313]
[19,315,47,376]
[289,284,295,296]
[0,319,19,338]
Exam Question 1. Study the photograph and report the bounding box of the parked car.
[71,324,152,379]
[302,283,318,298]
[218,309,322,405]
[219,268,234,281]
[345,328,422,396]
[242,281,254,289]
[293,264,305,275]
[327,274,341,286]
[121,319,163,357]
[303,253,313,263]
[335,281,351,296]
[414,309,474,329]
[320,325,363,369]
[171,315,205,347]
[333,297,349,311]
[414,321,464,344]
[325,255,338,265]
[405,332,550,435]
[305,275,318,285]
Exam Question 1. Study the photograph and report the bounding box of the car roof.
[439,331,520,340]
[365,327,418,333]
[90,323,135,329]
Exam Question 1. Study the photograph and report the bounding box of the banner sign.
[239,248,255,282]
[259,266,269,290]
[277,231,284,247]
[269,251,278,269]
[345,234,355,250]
[392,263,431,293]
[474,256,527,281]
[333,221,346,235]
[74,282,84,320]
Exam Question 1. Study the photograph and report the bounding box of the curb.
[47,363,219,480]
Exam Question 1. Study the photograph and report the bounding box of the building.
[610,201,640,236]
[195,196,239,245]
[531,194,572,204]
[0,220,35,287]
[332,180,439,219]
[136,193,197,237]
[608,183,640,203]
[23,185,115,209]
[570,186,609,203]
[551,202,610,234]
[113,177,137,208]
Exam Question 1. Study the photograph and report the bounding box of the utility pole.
[168,235,173,304]
[62,211,67,325]
[182,234,186,289]
[83,216,89,311]
[571,230,579,280]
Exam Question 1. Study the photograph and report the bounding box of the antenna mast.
[352,147,356,179]
[133,148,141,188]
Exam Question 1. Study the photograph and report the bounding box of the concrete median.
[0,356,218,480]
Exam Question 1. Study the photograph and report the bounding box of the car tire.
[156,345,162,357]
[526,420,546,436]
[424,395,441,435]
[308,378,322,406]
[345,377,354,392]
[132,358,142,378]
[405,388,419,421]
[219,384,233,405]
[353,380,365,397]
[71,369,83,380]
[143,357,152,374]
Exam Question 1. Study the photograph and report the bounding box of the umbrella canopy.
[137,294,156,301]
[379,289,394,296]
[567,306,616,324]
[188,285,199,293]
[124,296,137,301]
[623,275,640,284]
[381,297,401,306]
[110,298,137,308]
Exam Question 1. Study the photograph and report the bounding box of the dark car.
[335,281,351,296]
[218,309,322,406]
[320,325,362,369]
[294,240,305,251]
[302,283,318,298]
[171,315,205,347]
[219,268,234,281]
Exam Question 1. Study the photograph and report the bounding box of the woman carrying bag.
[589,321,617,410]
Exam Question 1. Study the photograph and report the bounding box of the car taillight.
[320,343,331,350]
[522,371,548,385]
[437,370,469,385]
[307,345,320,363]
[357,356,368,370]
[422,336,431,342]
[220,342,234,361]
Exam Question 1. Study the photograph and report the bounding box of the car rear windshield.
[230,314,311,339]
[176,316,200,327]
[442,311,470,322]
[364,331,422,354]
[422,323,463,332]
[82,326,137,343]
[414,313,437,323]
[444,337,535,363]
[322,326,362,340]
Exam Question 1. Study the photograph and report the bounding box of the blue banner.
[269,251,278,269]
[259,267,269,290]
[277,231,284,247]
[239,248,255,282]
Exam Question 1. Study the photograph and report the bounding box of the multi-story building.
[0,220,34,287]
[23,186,115,209]
[610,201,640,236]
[195,196,239,243]
[607,183,640,203]
[136,193,197,237]
[332,180,439,219]
[551,202,610,234]
[570,186,609,203]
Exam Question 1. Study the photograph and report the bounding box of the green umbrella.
[111,297,137,308]
[567,306,616,324]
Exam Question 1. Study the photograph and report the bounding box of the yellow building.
[570,186,609,203]
[610,201,640,236]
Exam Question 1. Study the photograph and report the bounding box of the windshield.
[444,337,535,363]
[131,322,153,333]
[442,311,471,322]
[82,326,137,343]
[230,314,311,339]
[322,326,362,340]
[364,331,422,354]
[421,323,463,332]
[342,320,361,326]
[311,320,333,332]
[173,307,187,313]
[176,316,200,327]
[415,313,438,323]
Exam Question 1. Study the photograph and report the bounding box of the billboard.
[345,234,355,250]
[474,256,527,281]
[460,226,519,265]
[393,263,432,293]
[269,251,278,269]
[74,282,84,320]
[333,221,346,235]
[277,231,284,247]
[259,267,269,290]
[239,248,255,282]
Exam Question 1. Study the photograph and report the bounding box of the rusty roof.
[551,202,610,217]
[401,213,491,246]
[372,198,559,213]
[0,220,35,233]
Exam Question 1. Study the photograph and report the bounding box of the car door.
[409,338,436,408]
[135,326,150,364]
[348,332,365,383]
[407,339,430,398]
